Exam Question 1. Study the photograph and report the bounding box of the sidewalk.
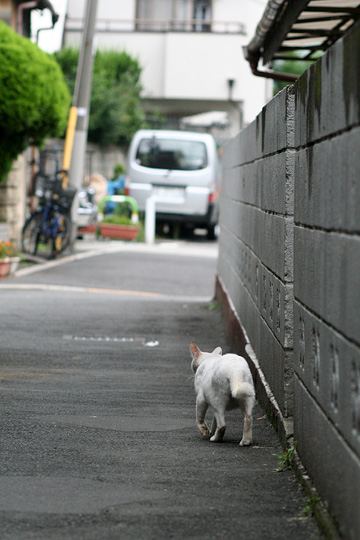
[0,242,321,539]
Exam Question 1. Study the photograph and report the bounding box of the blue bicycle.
[22,170,76,259]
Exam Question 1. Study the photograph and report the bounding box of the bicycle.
[22,170,76,259]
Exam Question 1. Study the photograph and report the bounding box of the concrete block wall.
[218,84,295,417]
[217,21,360,539]
[293,21,360,540]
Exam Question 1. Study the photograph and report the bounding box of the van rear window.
[135,138,208,171]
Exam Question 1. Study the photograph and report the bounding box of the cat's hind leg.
[210,409,226,442]
[196,394,210,438]
[239,395,255,446]
[210,416,217,437]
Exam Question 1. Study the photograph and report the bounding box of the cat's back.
[197,353,250,380]
[214,353,252,382]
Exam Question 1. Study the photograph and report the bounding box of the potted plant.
[0,241,20,278]
[97,195,141,241]
[99,214,141,241]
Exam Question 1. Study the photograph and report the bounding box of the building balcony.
[64,17,246,35]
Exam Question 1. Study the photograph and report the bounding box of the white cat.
[189,342,255,446]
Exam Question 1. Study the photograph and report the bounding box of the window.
[136,138,208,171]
[193,0,211,32]
[136,0,212,32]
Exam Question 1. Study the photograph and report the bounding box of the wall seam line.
[295,373,360,463]
[220,246,293,353]
[294,297,360,349]
[220,221,293,284]
[295,121,360,151]
[294,222,360,237]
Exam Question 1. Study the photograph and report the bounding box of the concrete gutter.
[246,0,287,61]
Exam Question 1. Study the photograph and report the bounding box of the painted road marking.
[0,283,211,303]
[63,335,160,346]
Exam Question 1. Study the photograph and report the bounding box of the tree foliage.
[273,55,310,95]
[0,22,70,181]
[55,48,145,148]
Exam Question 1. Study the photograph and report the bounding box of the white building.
[63,0,269,137]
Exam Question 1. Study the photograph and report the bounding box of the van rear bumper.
[155,204,217,227]
[129,182,218,225]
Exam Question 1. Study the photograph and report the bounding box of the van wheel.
[207,224,216,240]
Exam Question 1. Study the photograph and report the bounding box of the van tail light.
[208,191,218,204]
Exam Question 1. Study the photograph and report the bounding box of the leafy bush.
[102,214,133,225]
[55,48,145,148]
[112,163,125,178]
[0,22,70,181]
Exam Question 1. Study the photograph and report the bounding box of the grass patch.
[303,493,321,517]
[277,443,296,472]
[208,300,220,311]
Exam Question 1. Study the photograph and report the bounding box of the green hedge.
[0,22,70,181]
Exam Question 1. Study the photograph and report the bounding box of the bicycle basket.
[34,175,51,198]
[55,186,77,212]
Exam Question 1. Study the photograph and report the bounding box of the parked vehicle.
[127,129,221,239]
[77,187,98,229]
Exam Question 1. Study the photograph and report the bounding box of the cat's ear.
[189,342,202,364]
[212,346,222,356]
[190,342,202,372]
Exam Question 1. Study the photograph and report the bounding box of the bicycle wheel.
[23,212,57,259]
[51,212,72,258]
[21,213,42,255]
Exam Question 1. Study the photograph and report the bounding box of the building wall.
[0,1,29,246]
[213,0,266,36]
[67,0,136,23]
[0,155,27,246]
[64,0,268,125]
[217,21,360,540]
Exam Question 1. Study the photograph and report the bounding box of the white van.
[127,129,220,238]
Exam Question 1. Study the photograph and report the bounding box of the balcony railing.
[65,17,246,35]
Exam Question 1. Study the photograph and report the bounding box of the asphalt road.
[0,241,320,539]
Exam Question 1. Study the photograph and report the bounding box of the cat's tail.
[230,379,255,401]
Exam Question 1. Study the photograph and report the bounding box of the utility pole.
[69,0,98,197]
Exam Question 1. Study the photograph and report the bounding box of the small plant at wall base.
[303,493,321,517]
[276,442,297,472]
[0,22,70,181]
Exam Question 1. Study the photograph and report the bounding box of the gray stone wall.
[0,154,27,246]
[218,21,360,539]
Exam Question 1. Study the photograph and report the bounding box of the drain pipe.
[17,0,59,37]
[243,46,298,83]
[243,0,298,83]
[17,1,38,35]
[250,61,298,83]
[36,14,59,43]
